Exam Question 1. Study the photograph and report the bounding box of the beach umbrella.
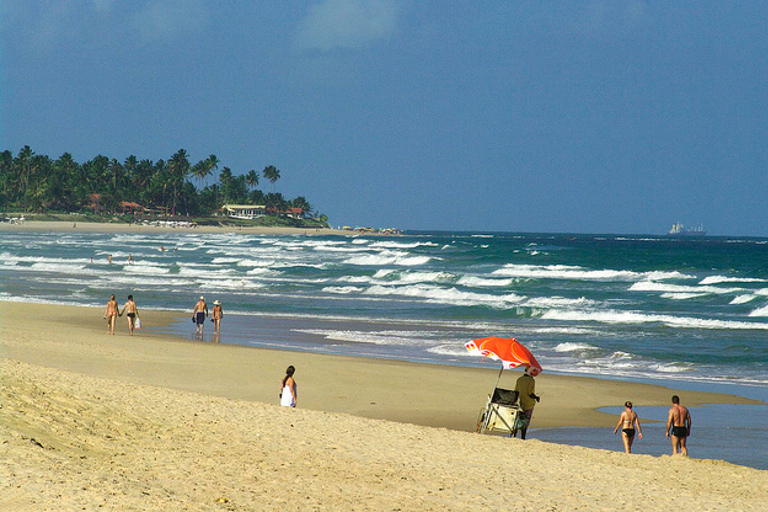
[466,336,542,388]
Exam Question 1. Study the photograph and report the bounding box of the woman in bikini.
[211,300,223,334]
[104,294,119,335]
[119,294,140,336]
[613,401,643,453]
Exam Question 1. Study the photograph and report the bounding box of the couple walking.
[104,294,140,336]
[613,395,691,455]
[192,296,223,335]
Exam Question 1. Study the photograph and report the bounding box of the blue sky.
[2,1,767,235]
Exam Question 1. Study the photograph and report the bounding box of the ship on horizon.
[668,222,707,237]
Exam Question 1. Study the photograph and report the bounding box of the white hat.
[213,300,220,305]
[200,296,205,300]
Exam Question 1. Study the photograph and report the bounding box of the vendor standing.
[514,365,540,440]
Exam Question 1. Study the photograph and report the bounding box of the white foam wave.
[492,264,639,281]
[456,276,514,287]
[700,276,768,285]
[541,309,768,330]
[731,294,759,304]
[374,271,455,285]
[629,281,744,295]
[295,329,435,346]
[660,293,709,300]
[344,252,431,266]
[748,305,768,317]
[364,284,524,308]
[322,286,364,294]
[523,296,597,308]
[553,342,599,353]
[123,264,170,275]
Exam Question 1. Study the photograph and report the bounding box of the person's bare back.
[666,395,692,455]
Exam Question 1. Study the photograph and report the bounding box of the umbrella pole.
[493,364,504,390]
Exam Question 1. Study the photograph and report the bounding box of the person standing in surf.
[666,395,692,456]
[211,299,223,334]
[193,296,208,336]
[613,401,643,453]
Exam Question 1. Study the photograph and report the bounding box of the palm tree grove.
[0,146,329,227]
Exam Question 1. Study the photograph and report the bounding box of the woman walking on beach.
[104,294,119,335]
[280,366,297,407]
[120,295,140,336]
[211,300,223,334]
[193,296,208,336]
[613,401,643,453]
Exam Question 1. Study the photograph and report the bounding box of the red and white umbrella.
[466,336,542,376]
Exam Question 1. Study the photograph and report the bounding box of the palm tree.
[207,154,220,206]
[14,145,34,210]
[191,159,212,190]
[167,149,191,216]
[245,169,259,190]
[262,165,280,193]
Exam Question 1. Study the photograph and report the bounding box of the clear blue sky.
[2,2,767,235]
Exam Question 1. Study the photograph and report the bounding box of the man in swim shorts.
[193,296,208,336]
[666,395,692,456]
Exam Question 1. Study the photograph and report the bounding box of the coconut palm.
[167,149,191,216]
[245,169,259,190]
[262,165,280,193]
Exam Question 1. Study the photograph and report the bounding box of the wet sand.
[1,301,766,511]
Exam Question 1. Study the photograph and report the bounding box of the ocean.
[1,229,766,468]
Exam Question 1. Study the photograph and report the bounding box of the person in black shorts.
[666,395,692,456]
[193,296,208,336]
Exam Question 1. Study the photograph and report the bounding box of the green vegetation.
[0,146,329,227]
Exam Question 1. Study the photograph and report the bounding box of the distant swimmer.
[613,401,643,453]
[666,395,692,456]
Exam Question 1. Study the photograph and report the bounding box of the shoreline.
[0,219,353,236]
[1,301,759,432]
[3,301,767,510]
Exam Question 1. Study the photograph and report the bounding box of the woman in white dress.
[280,365,297,407]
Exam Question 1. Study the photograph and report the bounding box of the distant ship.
[668,222,706,237]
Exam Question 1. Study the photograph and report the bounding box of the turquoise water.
[1,230,766,468]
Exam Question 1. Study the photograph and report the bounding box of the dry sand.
[0,220,350,236]
[1,301,766,511]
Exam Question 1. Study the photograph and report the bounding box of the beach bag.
[515,414,530,430]
[135,317,141,329]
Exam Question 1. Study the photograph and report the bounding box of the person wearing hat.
[211,299,223,334]
[514,365,540,440]
[192,296,208,336]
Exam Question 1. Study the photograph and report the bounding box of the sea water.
[1,230,766,468]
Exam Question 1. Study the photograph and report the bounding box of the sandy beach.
[1,301,766,511]
[0,220,351,236]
